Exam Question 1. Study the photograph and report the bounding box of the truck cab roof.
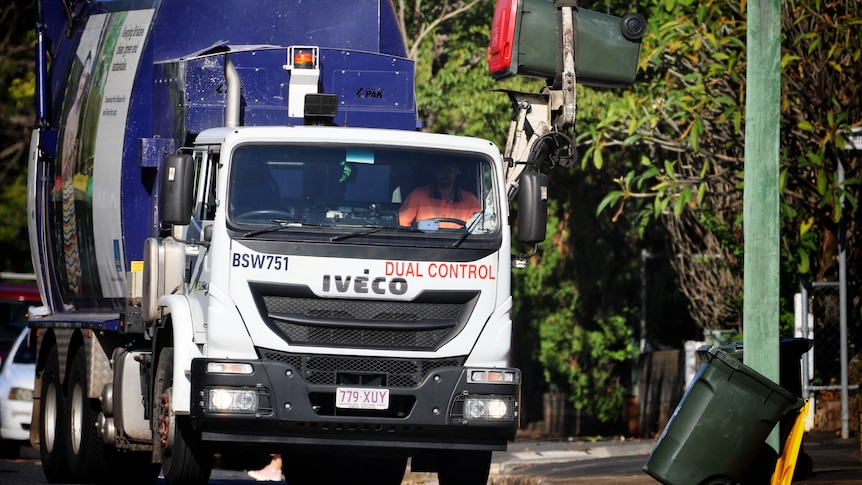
[193,125,501,154]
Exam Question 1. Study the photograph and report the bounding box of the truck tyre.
[154,347,213,485]
[39,346,70,483]
[66,350,110,482]
[437,450,491,485]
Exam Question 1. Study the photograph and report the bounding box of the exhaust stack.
[224,54,240,127]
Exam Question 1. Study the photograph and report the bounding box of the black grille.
[251,284,479,350]
[262,295,464,322]
[270,321,450,349]
[258,349,464,388]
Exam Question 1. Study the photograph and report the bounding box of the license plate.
[335,387,390,410]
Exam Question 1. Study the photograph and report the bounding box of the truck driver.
[398,161,480,228]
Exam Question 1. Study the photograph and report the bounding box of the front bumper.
[0,399,33,441]
[189,351,520,451]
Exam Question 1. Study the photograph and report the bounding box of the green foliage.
[411,0,543,143]
[408,0,665,424]
[7,71,35,110]
[0,1,38,273]
[0,173,31,272]
[510,166,641,423]
[0,173,28,239]
[582,0,861,328]
[538,310,633,423]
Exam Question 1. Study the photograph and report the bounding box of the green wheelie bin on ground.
[703,338,815,481]
[643,346,799,485]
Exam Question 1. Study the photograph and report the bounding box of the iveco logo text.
[321,275,407,295]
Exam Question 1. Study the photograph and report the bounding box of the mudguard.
[157,294,202,415]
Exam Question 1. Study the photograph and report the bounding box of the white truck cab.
[146,125,528,483]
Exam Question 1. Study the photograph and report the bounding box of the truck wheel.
[66,350,110,481]
[39,346,70,483]
[437,450,491,485]
[154,347,212,485]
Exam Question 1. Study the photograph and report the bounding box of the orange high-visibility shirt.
[398,185,481,227]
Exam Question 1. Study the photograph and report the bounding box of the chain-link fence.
[799,281,862,437]
[801,282,862,390]
[802,282,859,389]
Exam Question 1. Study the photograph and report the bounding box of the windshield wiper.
[451,213,484,248]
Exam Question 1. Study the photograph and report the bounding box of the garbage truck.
[26,0,643,484]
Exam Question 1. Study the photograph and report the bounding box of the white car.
[0,328,35,455]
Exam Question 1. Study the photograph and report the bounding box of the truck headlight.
[454,395,516,422]
[206,388,259,413]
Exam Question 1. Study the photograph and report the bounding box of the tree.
[586,0,861,332]
[401,0,654,425]
[0,1,37,273]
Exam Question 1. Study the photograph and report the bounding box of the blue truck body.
[32,0,417,314]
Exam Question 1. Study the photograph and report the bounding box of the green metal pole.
[744,0,782,452]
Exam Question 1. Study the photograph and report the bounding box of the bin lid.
[779,337,813,357]
[706,347,798,403]
[697,338,813,364]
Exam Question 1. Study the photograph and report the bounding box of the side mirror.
[160,154,195,226]
[516,171,548,244]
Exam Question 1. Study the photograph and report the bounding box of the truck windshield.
[227,144,499,236]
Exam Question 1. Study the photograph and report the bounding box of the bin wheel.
[794,452,814,480]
